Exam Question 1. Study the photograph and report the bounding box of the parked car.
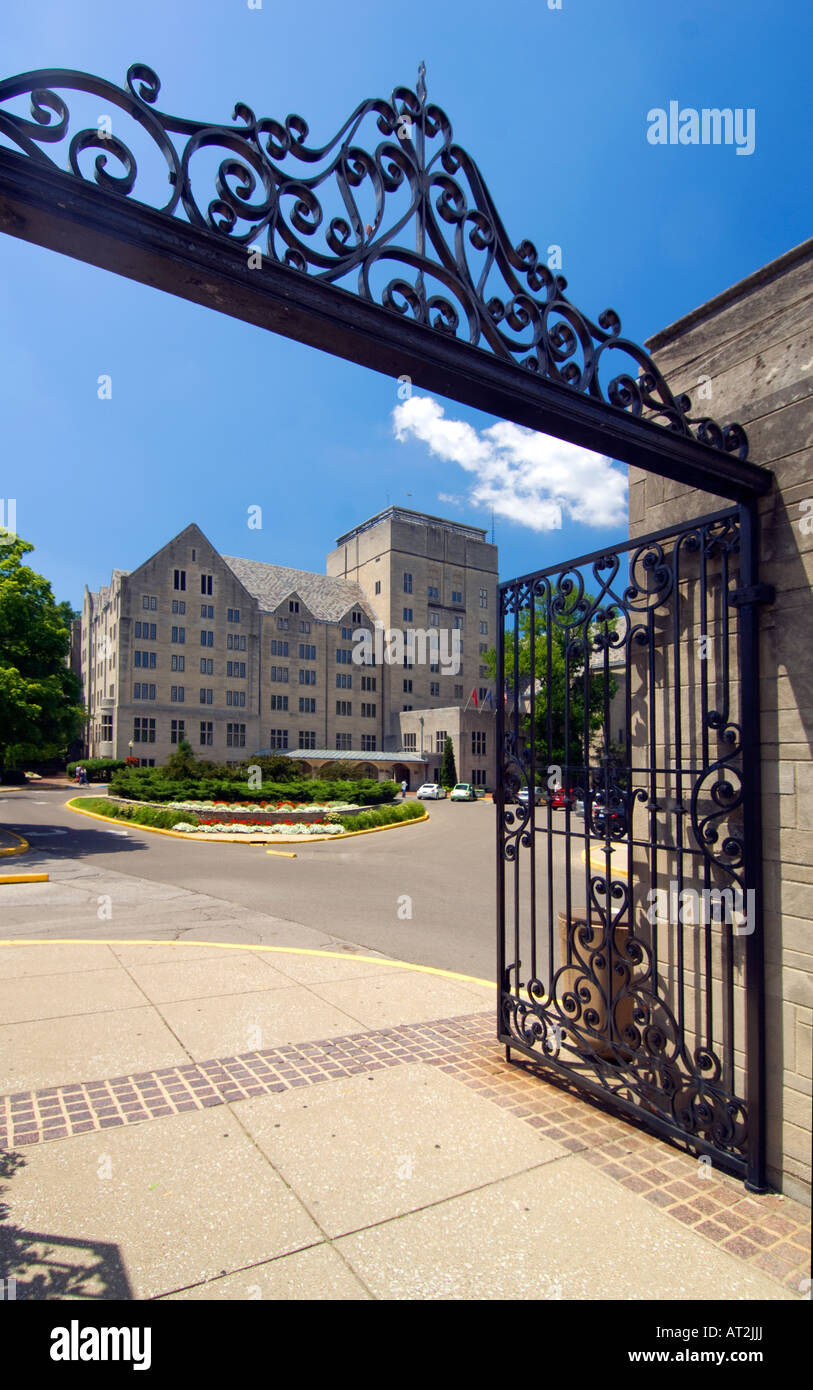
[549,786,577,810]
[474,786,488,798]
[416,782,447,799]
[517,786,545,806]
[451,782,477,801]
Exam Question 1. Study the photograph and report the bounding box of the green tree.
[162,737,199,780]
[0,536,84,772]
[484,591,617,777]
[440,734,457,789]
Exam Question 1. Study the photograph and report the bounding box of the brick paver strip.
[0,1009,808,1295]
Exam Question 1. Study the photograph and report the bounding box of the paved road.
[0,788,584,981]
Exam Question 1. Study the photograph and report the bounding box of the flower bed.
[108,797,362,825]
[171,819,345,837]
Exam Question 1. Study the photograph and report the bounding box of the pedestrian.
[79,766,88,786]
[74,765,83,785]
[401,779,407,798]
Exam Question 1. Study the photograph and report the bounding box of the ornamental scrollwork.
[0,61,750,457]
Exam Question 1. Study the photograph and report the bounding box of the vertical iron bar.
[496,585,507,1053]
[739,502,767,1193]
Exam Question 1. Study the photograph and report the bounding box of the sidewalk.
[0,860,809,1301]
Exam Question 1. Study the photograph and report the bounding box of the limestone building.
[77,508,499,785]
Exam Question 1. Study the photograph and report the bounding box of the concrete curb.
[0,828,29,858]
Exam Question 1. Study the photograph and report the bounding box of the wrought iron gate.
[496,505,768,1188]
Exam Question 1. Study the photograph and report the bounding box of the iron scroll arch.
[0,60,753,462]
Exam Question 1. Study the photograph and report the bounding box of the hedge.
[107,768,398,806]
[333,801,426,832]
[67,758,127,782]
[76,798,200,830]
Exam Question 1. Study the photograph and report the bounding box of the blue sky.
[1,0,810,609]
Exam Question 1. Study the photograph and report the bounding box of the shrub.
[77,797,200,830]
[66,758,127,783]
[107,768,398,807]
[337,801,426,832]
[440,735,458,789]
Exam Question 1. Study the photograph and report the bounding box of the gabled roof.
[222,556,371,624]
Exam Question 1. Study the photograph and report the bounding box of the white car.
[416,782,447,799]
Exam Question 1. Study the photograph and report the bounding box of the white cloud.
[393,395,627,532]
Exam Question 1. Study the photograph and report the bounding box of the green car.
[450,782,477,801]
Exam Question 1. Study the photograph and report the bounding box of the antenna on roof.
[490,508,495,545]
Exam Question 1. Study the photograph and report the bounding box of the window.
[133,716,155,743]
[336,672,352,689]
[403,573,413,593]
[289,600,299,613]
[227,608,240,623]
[361,675,376,691]
[435,731,447,754]
[299,731,317,750]
[133,683,156,700]
[480,589,488,608]
[171,654,185,672]
[336,648,352,664]
[142,595,158,610]
[452,589,463,604]
[199,688,213,705]
[403,733,417,751]
[403,607,413,622]
[269,728,288,750]
[299,620,310,634]
[430,682,440,697]
[341,627,353,641]
[200,604,214,619]
[299,644,316,660]
[226,690,246,707]
[170,719,185,744]
[403,679,413,693]
[336,700,352,716]
[226,722,246,747]
[101,713,113,740]
[271,639,288,656]
[427,585,439,599]
[173,570,186,591]
[227,634,247,651]
[429,612,440,627]
[171,686,185,703]
[172,599,186,615]
[472,730,487,756]
[270,694,289,710]
[375,580,381,595]
[478,688,488,703]
[402,655,413,670]
[299,669,316,685]
[479,621,488,635]
[200,658,213,675]
[134,651,156,669]
[430,661,439,674]
[227,661,246,678]
[271,666,289,683]
[299,697,316,713]
[472,768,487,786]
[277,617,289,630]
[403,704,413,711]
[335,732,352,751]
[138,758,156,768]
[479,643,488,655]
[200,630,214,647]
[453,616,464,629]
[201,574,213,595]
[171,626,185,644]
[454,684,463,698]
[361,702,376,717]
[134,622,156,640]
[200,721,213,746]
[361,734,376,751]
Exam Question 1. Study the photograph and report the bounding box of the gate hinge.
[728,583,775,608]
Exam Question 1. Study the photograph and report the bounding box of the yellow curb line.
[66,798,429,844]
[0,873,49,884]
[580,848,629,878]
[266,850,297,858]
[0,938,497,990]
[0,828,30,858]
